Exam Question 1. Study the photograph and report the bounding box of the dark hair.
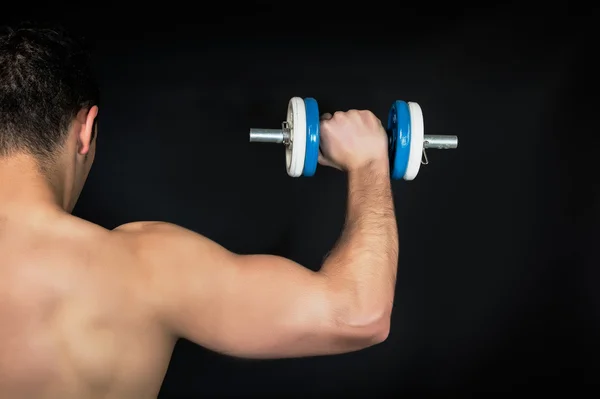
[0,22,99,164]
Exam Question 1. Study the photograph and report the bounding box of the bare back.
[0,212,174,399]
[0,121,396,398]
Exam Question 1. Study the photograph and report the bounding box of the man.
[0,23,398,398]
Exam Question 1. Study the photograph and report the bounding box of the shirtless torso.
[0,23,398,399]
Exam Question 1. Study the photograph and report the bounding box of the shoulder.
[113,221,200,238]
[112,221,175,234]
[111,221,230,268]
[112,221,211,248]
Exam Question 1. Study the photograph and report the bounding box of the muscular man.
[0,24,398,398]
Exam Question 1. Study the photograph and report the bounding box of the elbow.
[372,316,391,344]
[322,284,394,351]
[358,309,392,345]
[333,306,392,349]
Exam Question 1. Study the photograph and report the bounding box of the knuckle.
[360,109,375,118]
[365,111,381,123]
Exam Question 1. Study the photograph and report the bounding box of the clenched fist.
[318,110,389,172]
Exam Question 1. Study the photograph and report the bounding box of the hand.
[318,110,389,172]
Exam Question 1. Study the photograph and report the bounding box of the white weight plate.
[285,97,307,177]
[404,101,424,181]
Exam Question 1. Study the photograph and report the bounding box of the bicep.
[139,223,344,359]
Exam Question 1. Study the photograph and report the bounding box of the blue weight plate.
[303,97,320,176]
[387,100,411,180]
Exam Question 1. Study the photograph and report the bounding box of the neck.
[0,153,67,214]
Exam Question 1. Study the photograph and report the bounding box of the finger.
[320,112,332,121]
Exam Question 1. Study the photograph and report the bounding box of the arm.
[124,111,399,359]
[123,159,397,359]
[320,159,398,330]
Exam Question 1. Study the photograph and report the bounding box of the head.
[0,22,99,212]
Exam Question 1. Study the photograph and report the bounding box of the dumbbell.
[249,97,458,180]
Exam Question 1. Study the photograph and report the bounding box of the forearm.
[320,159,399,326]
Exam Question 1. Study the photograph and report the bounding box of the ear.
[77,105,99,156]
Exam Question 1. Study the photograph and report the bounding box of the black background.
[3,4,598,396]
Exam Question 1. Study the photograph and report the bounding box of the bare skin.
[0,108,399,398]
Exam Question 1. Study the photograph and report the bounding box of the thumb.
[318,151,329,165]
[318,150,332,166]
[318,150,341,170]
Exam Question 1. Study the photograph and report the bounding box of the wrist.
[348,158,390,178]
